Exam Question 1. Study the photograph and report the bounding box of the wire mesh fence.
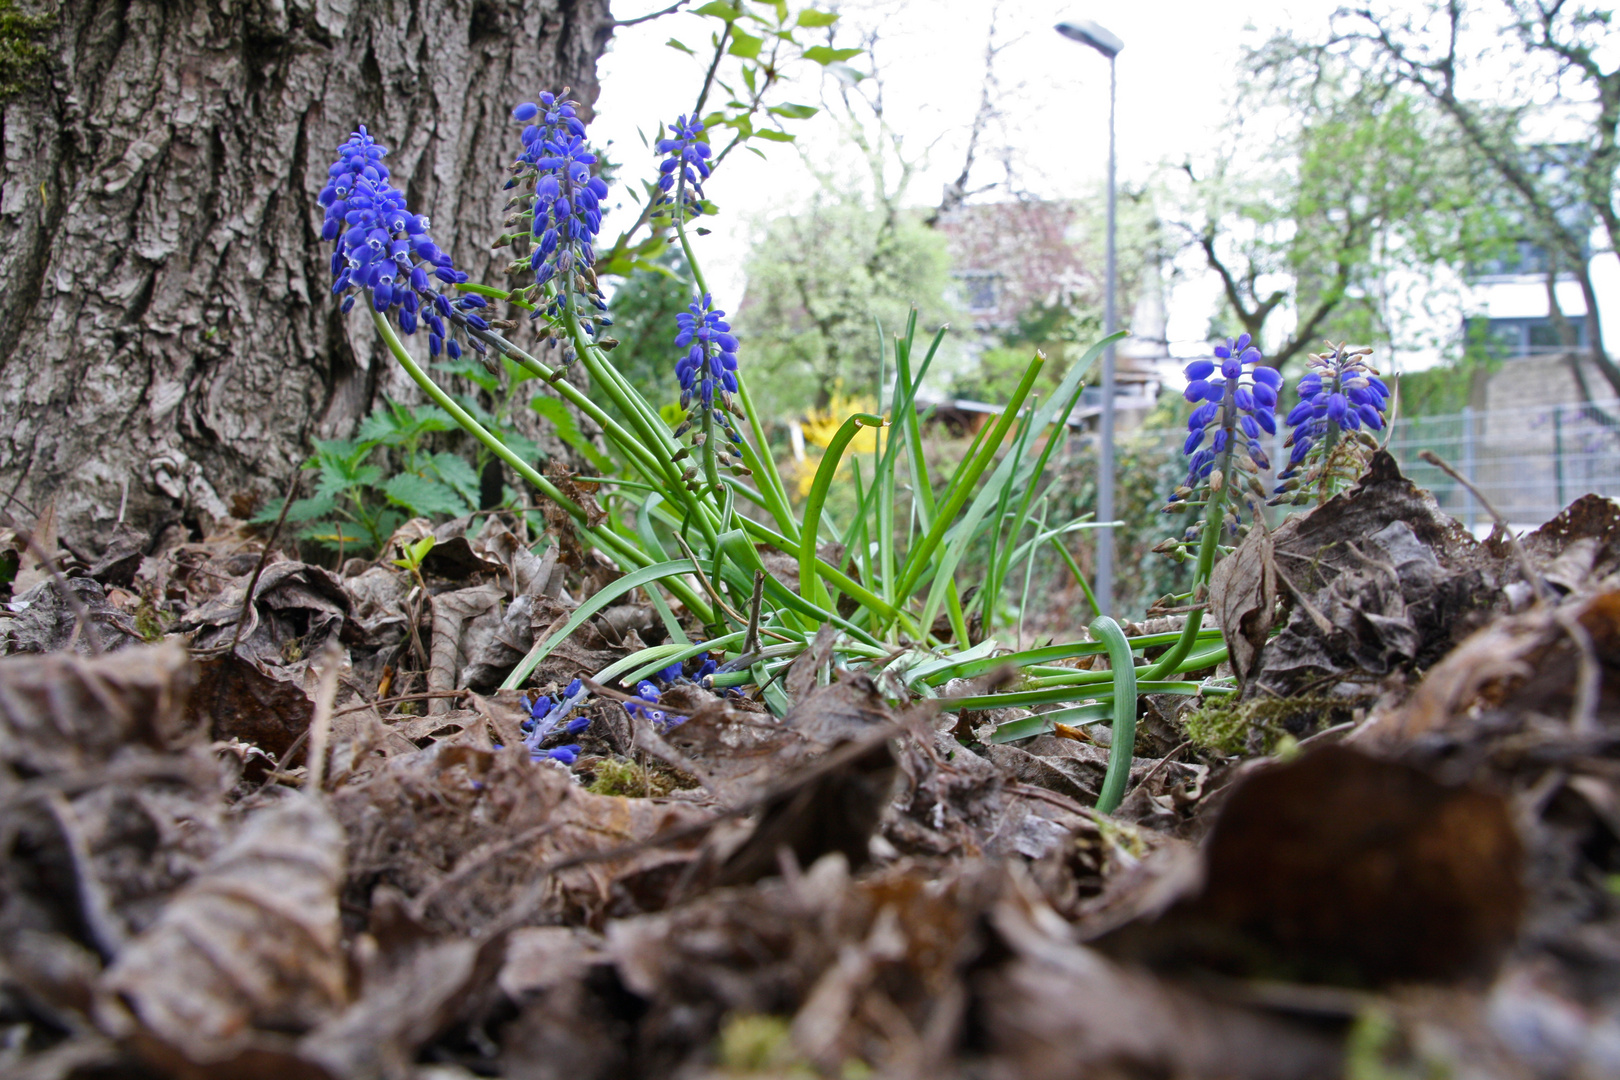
[1118,401,1620,530]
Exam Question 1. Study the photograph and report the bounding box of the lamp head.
[1055,19,1123,58]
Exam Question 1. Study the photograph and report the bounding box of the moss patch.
[0,1,54,103]
[1183,694,1372,756]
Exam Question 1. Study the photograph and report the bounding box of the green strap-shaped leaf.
[499,560,695,691]
[1090,616,1139,816]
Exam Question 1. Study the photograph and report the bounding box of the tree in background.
[602,252,694,413]
[735,193,954,417]
[945,184,1167,406]
[1170,64,1491,373]
[1264,0,1620,402]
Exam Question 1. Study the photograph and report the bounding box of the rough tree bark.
[0,0,614,553]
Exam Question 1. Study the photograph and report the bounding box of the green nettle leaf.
[796,9,838,27]
[356,410,406,444]
[742,64,757,94]
[728,29,764,59]
[435,357,502,394]
[531,395,615,473]
[693,0,740,19]
[666,37,695,55]
[801,45,862,64]
[284,494,340,523]
[382,473,471,518]
[429,451,482,507]
[768,102,818,120]
[502,355,538,387]
[754,129,795,142]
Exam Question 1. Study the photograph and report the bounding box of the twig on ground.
[225,470,301,654]
[1125,740,1192,803]
[305,639,343,792]
[331,689,470,718]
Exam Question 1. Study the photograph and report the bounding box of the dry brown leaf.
[979,875,1345,1080]
[1363,587,1620,746]
[0,642,200,774]
[1098,745,1525,986]
[97,797,347,1074]
[1208,524,1279,688]
[426,584,504,714]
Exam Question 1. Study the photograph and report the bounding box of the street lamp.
[1055,17,1122,618]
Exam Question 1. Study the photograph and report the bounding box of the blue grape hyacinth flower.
[1272,342,1390,504]
[319,126,490,356]
[1172,335,1277,492]
[654,114,712,222]
[1159,333,1281,556]
[506,94,612,343]
[671,294,748,470]
[622,680,690,729]
[521,677,590,765]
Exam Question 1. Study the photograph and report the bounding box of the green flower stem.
[1146,420,1231,680]
[557,305,722,549]
[1090,615,1139,815]
[484,336,671,486]
[699,394,723,498]
[373,311,714,624]
[950,678,1196,712]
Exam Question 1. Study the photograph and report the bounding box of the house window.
[955,271,1000,314]
[1465,316,1589,359]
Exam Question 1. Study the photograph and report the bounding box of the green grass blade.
[499,560,696,690]
[799,412,885,612]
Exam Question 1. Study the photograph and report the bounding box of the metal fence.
[1119,401,1620,530]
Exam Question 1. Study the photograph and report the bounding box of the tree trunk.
[0,0,614,554]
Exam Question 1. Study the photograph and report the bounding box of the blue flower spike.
[670,293,750,479]
[1161,333,1278,557]
[520,678,592,767]
[653,114,712,223]
[1271,342,1390,507]
[501,92,612,349]
[319,126,490,355]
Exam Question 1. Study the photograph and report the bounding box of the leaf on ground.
[182,560,351,668]
[0,642,201,773]
[1097,745,1525,986]
[979,875,1345,1080]
[97,797,348,1074]
[1208,525,1278,689]
[427,584,505,714]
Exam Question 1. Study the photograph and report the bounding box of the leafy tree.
[1171,67,1493,371]
[1263,0,1620,399]
[735,193,955,417]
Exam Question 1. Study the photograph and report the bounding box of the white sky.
[589,1,1612,371]
[594,1,1352,308]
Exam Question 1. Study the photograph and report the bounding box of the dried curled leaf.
[0,642,200,775]
[97,798,348,1072]
[1097,745,1524,986]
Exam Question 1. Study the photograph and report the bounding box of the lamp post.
[1055,17,1122,618]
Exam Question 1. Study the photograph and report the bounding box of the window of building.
[955,271,1000,314]
[1464,315,1589,359]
